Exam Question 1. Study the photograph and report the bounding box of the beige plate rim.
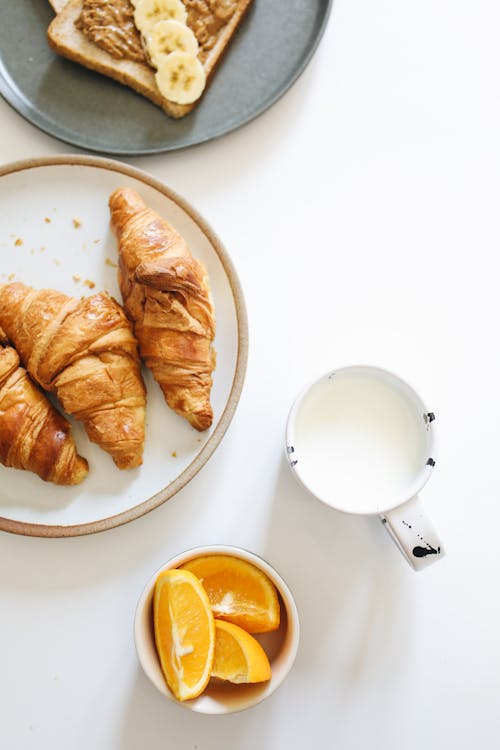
[0,155,248,538]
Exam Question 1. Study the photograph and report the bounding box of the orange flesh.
[180,555,280,633]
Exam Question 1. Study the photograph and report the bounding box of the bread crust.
[47,0,254,118]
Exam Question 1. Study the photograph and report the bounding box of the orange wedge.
[212,620,272,684]
[180,555,280,633]
[153,568,215,701]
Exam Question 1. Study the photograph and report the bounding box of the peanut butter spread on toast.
[78,0,238,65]
[78,0,146,63]
[185,0,237,58]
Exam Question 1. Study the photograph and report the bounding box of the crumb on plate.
[14,238,23,247]
[83,279,95,289]
[73,217,82,229]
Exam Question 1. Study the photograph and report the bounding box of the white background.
[1,0,499,747]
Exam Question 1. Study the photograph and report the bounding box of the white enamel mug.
[286,365,444,571]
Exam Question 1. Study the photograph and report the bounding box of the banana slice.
[155,51,206,105]
[146,19,199,68]
[134,0,188,35]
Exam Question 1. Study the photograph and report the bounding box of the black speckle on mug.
[413,544,440,558]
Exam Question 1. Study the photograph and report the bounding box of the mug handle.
[379,496,445,571]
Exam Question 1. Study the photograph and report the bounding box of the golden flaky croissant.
[109,188,216,431]
[0,329,88,484]
[0,284,146,469]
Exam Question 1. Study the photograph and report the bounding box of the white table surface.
[1,1,499,748]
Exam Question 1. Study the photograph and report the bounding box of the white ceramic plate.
[0,156,247,537]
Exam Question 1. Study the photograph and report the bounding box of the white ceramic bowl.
[134,545,300,715]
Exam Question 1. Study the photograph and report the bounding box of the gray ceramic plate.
[0,0,333,155]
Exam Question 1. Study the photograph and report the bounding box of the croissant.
[0,284,146,469]
[109,188,216,431]
[0,330,88,485]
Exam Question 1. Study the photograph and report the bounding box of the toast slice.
[47,0,254,119]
